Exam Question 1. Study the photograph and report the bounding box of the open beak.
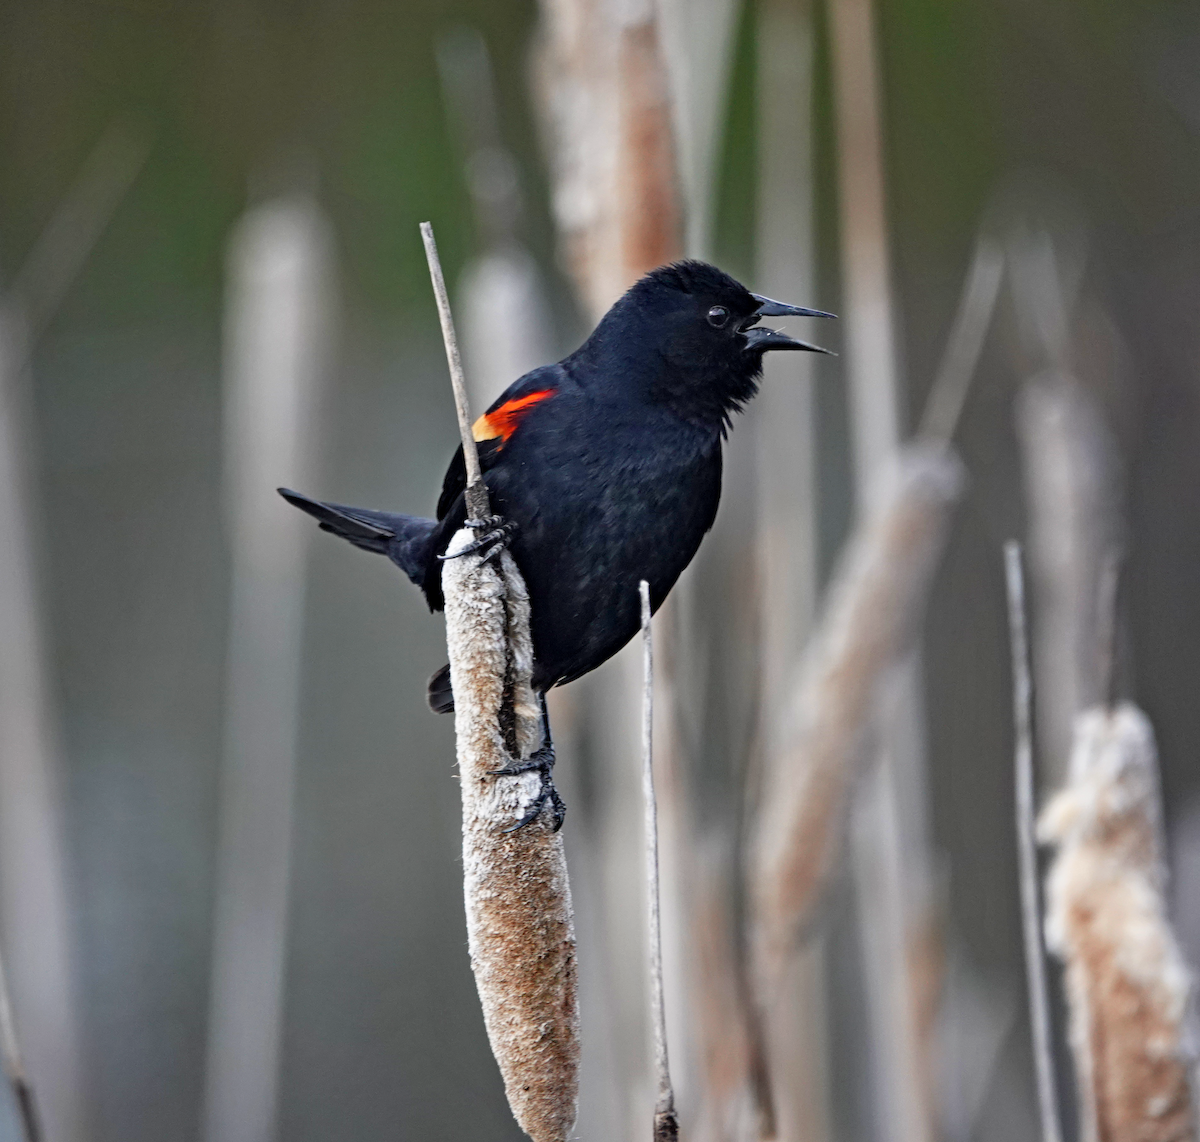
[742,293,836,354]
[751,293,836,319]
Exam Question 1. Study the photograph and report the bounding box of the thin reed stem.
[640,581,678,1141]
[0,947,41,1142]
[1004,542,1063,1142]
[420,221,489,519]
[918,237,1004,444]
[1095,548,1122,711]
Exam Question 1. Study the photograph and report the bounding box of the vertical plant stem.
[1004,542,1064,1142]
[750,7,828,1139]
[420,222,489,520]
[1095,549,1122,711]
[0,946,41,1142]
[641,581,678,1142]
[917,238,1005,445]
[203,195,333,1142]
[828,0,937,1135]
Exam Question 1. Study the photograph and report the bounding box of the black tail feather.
[279,488,393,551]
[427,663,454,714]
[278,488,437,587]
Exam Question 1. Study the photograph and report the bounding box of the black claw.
[439,516,517,563]
[489,742,552,777]
[494,719,565,832]
[501,772,567,833]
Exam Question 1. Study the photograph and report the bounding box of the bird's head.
[582,260,834,433]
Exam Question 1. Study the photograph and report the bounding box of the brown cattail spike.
[425,221,579,1142]
[443,535,580,1142]
[1039,703,1195,1142]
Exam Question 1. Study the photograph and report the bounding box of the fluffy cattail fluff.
[442,529,580,1142]
[752,444,965,999]
[1039,703,1195,1142]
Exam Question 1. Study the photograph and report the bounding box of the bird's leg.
[439,515,517,564]
[491,694,566,833]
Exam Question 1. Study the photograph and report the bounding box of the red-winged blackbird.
[281,260,832,828]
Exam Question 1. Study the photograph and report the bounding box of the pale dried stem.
[617,18,680,283]
[0,946,41,1142]
[13,121,151,346]
[918,237,1005,444]
[1016,370,1121,790]
[420,222,488,517]
[427,224,579,1142]
[1012,226,1122,789]
[204,196,333,1142]
[641,581,679,1142]
[1095,548,1123,711]
[1004,542,1064,1142]
[1039,704,1195,1142]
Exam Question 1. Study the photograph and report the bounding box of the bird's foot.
[491,743,566,833]
[440,515,517,564]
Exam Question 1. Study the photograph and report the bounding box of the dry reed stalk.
[641,581,679,1142]
[751,444,964,1002]
[0,307,64,1142]
[739,8,830,1139]
[1039,704,1195,1142]
[1016,370,1122,789]
[618,15,681,281]
[204,194,333,1142]
[0,943,41,1142]
[1004,542,1065,1142]
[12,122,151,347]
[828,0,940,1135]
[1010,225,1121,790]
[690,857,756,1142]
[424,224,580,1142]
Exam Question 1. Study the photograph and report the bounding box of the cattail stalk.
[1038,704,1195,1142]
[424,224,580,1142]
[1004,542,1064,1142]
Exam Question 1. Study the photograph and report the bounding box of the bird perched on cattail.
[281,260,833,829]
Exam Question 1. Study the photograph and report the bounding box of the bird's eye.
[707,305,729,327]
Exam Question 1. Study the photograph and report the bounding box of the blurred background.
[2,0,1200,1140]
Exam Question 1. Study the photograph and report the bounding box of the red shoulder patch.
[472,389,555,445]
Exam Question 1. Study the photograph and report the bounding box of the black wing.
[435,365,563,520]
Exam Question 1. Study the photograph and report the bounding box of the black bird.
[280,260,832,829]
